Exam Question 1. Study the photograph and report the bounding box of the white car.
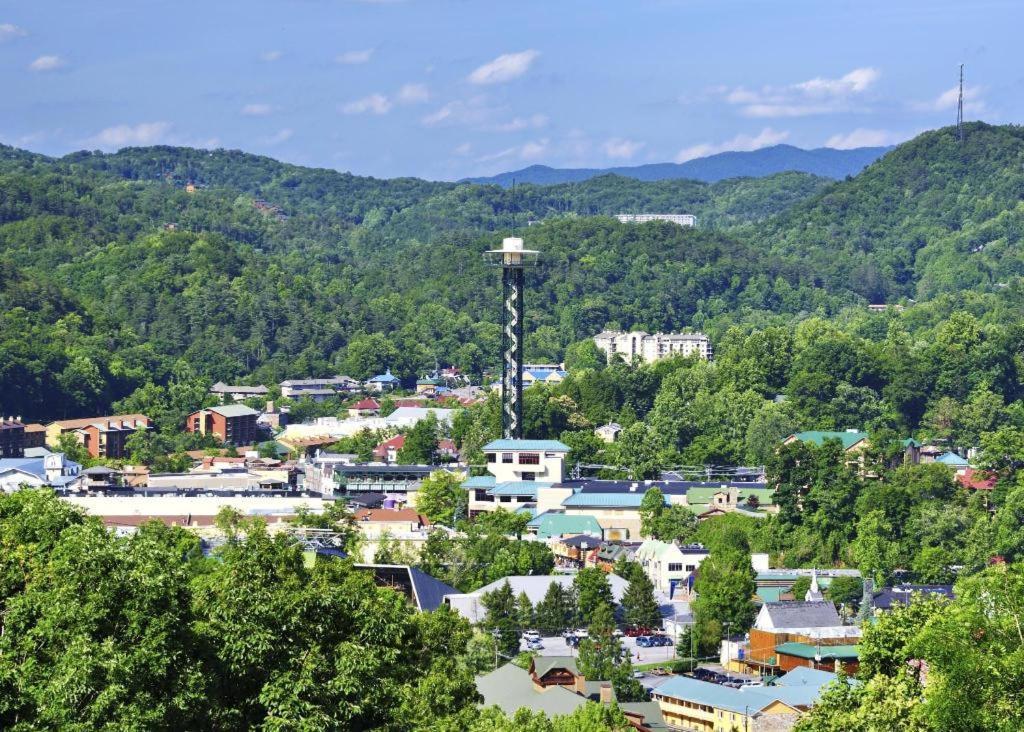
[522,630,541,642]
[574,628,589,638]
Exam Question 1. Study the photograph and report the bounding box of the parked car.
[635,636,653,647]
[651,635,673,647]
[527,640,544,650]
[612,628,624,637]
[625,626,656,637]
[574,628,589,638]
[522,630,541,642]
[565,635,580,648]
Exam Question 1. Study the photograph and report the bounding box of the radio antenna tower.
[485,236,539,439]
[956,63,965,143]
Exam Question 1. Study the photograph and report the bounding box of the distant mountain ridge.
[463,144,892,186]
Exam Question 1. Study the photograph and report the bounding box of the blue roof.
[0,457,81,487]
[656,668,846,714]
[935,451,970,466]
[462,475,497,489]
[368,369,400,383]
[489,481,550,497]
[483,439,570,452]
[561,492,661,508]
[407,566,460,611]
[527,511,603,539]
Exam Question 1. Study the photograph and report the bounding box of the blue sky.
[1,0,1021,180]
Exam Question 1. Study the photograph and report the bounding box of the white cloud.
[396,83,429,104]
[262,128,294,145]
[421,96,492,126]
[922,83,985,114]
[86,121,173,150]
[29,55,65,72]
[336,49,374,65]
[341,93,392,115]
[260,50,283,62]
[453,142,472,156]
[468,50,539,85]
[477,138,549,163]
[492,114,548,132]
[675,127,789,163]
[721,67,880,118]
[603,138,645,160]
[825,128,907,149]
[0,23,27,42]
[241,103,274,117]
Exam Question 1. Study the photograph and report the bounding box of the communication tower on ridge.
[957,63,965,143]
[484,237,539,439]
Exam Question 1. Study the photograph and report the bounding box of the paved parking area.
[521,635,678,665]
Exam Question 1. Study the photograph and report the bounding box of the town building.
[741,601,861,676]
[279,375,358,401]
[186,405,260,445]
[871,584,954,611]
[352,506,434,562]
[348,397,381,418]
[209,382,269,403]
[45,414,152,458]
[372,434,405,463]
[616,213,696,227]
[365,369,401,393]
[477,658,667,731]
[634,540,710,596]
[594,422,622,443]
[0,452,83,493]
[352,564,458,612]
[652,667,850,732]
[22,423,46,449]
[521,364,569,387]
[593,330,712,364]
[0,417,26,458]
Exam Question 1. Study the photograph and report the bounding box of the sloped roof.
[760,600,842,629]
[48,414,150,430]
[528,511,602,539]
[872,584,954,609]
[562,492,658,508]
[466,574,629,606]
[936,451,970,466]
[351,398,381,410]
[476,664,587,718]
[483,439,570,452]
[776,642,859,660]
[462,475,496,489]
[788,431,868,449]
[489,481,546,498]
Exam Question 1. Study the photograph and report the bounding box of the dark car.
[635,635,653,647]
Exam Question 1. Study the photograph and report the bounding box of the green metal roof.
[789,431,868,449]
[462,475,496,488]
[775,642,859,660]
[527,511,602,539]
[483,439,570,452]
[489,481,548,497]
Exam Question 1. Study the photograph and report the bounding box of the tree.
[534,581,574,635]
[398,413,440,465]
[615,423,662,480]
[576,603,620,681]
[414,470,467,526]
[573,568,614,623]
[516,590,535,630]
[620,570,661,629]
[639,488,666,539]
[690,550,756,653]
[481,580,520,658]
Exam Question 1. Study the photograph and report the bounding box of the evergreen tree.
[621,570,661,629]
[573,567,614,624]
[534,582,573,635]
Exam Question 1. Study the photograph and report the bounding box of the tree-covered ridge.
[764,122,1024,303]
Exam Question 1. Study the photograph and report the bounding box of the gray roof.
[761,600,842,629]
[477,664,587,717]
[209,404,260,418]
[210,382,268,394]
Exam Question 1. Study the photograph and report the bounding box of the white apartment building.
[593,330,712,364]
[634,540,710,595]
[615,213,696,227]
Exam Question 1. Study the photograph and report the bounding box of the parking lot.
[521,634,679,665]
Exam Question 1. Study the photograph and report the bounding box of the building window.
[521,472,535,481]
[502,453,514,464]
[486,453,496,463]
[686,564,696,572]
[668,563,683,572]
[519,452,540,465]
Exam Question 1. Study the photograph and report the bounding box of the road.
[521,634,678,665]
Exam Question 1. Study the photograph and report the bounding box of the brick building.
[45,415,152,459]
[186,405,259,445]
[0,418,26,458]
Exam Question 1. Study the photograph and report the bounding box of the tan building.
[45,414,152,459]
[594,330,712,364]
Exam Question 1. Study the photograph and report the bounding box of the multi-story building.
[0,418,26,458]
[186,405,259,446]
[593,330,712,364]
[634,540,710,595]
[209,382,269,403]
[279,375,358,401]
[615,213,696,227]
[45,415,152,459]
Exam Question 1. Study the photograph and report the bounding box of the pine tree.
[515,590,534,630]
[621,570,661,629]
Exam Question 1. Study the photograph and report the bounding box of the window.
[668,563,683,572]
[521,472,535,481]
[519,452,540,465]
[502,453,514,464]
[685,564,696,572]
[500,496,512,503]
[486,452,496,463]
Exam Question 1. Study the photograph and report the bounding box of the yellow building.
[652,667,846,732]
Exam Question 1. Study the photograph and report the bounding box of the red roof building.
[348,398,381,417]
[372,434,405,463]
[956,468,997,491]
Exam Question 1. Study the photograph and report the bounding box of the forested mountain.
[1,123,1023,424]
[463,144,891,186]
